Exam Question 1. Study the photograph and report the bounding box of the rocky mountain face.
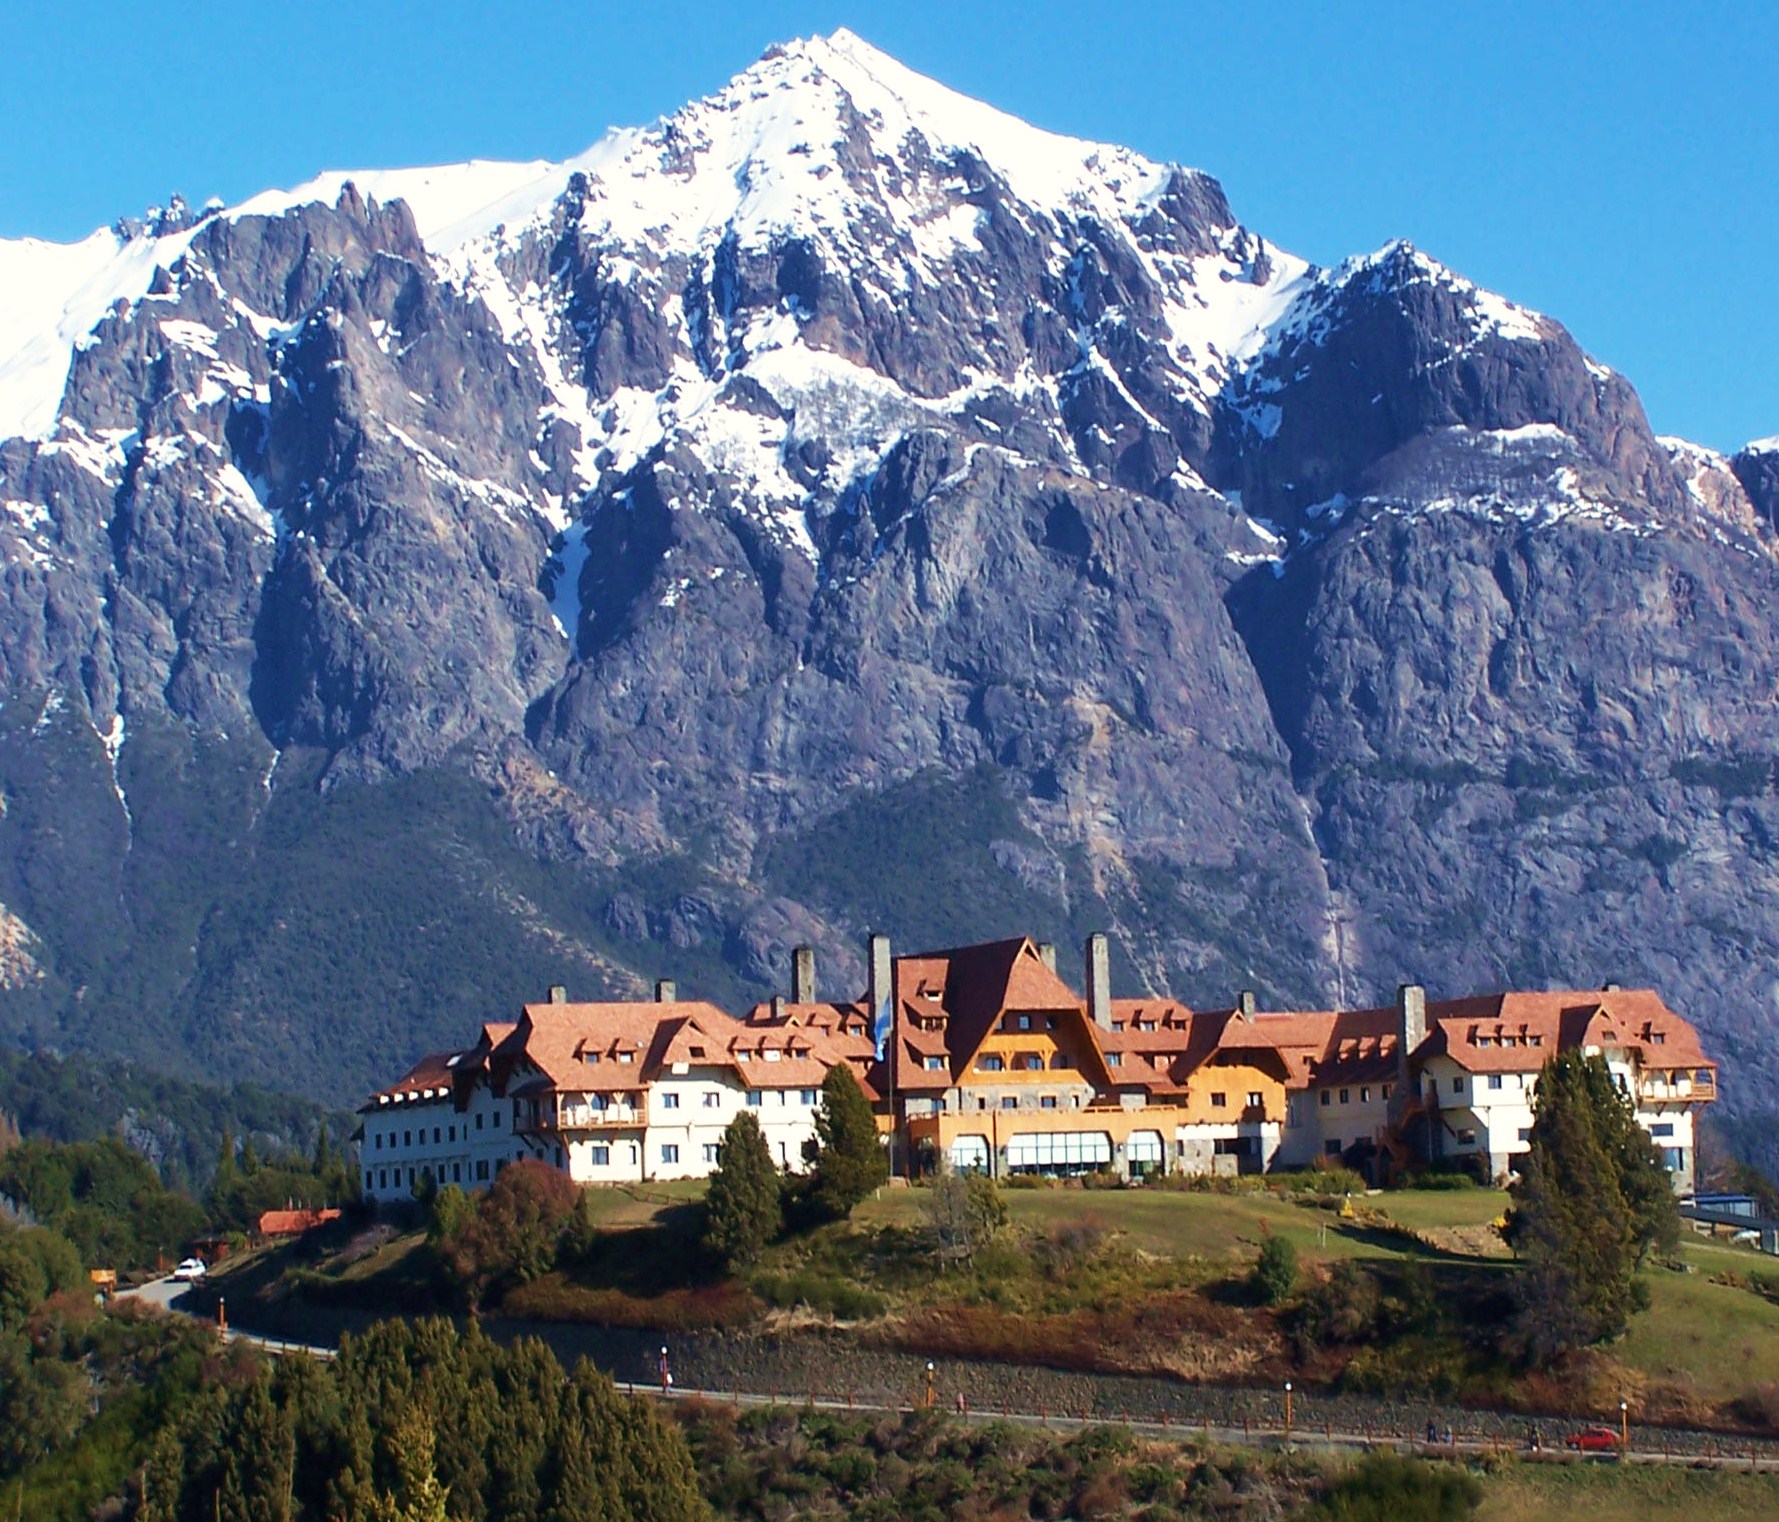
[2,31,1777,1155]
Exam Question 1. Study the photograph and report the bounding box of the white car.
[173,1257,207,1282]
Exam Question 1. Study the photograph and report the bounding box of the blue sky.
[6,0,1774,450]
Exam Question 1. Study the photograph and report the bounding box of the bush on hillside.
[1250,1235,1299,1305]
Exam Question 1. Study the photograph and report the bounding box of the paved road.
[119,1275,334,1359]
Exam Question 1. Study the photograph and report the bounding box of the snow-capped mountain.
[2,32,1779,1157]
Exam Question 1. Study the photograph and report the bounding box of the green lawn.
[1478,1460,1779,1522]
[858,1182,1493,1267]
[1620,1264,1779,1399]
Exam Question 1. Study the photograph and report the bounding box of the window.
[1106,1053,1122,1067]
[1210,1092,1227,1108]
[1040,1095,1058,1109]
[433,1127,441,1144]
[1247,1091,1263,1108]
[737,1050,751,1063]
[1457,1128,1476,1145]
[1017,1014,1032,1030]
[703,1144,721,1163]
[476,1160,489,1180]
[1651,1031,1666,1045]
[1451,1077,1464,1093]
[1324,1140,1342,1157]
[661,1145,679,1164]
[924,1056,945,1070]
[746,1091,762,1107]
[977,1055,1005,1072]
[662,1093,680,1109]
[584,1051,600,1064]
[375,1133,383,1150]
[452,1163,461,1183]
[1320,1089,1331,1107]
[1050,1053,1073,1069]
[703,1091,721,1108]
[1017,1053,1044,1071]
[799,1089,816,1106]
[617,1052,633,1064]
[448,1124,456,1142]
[590,1146,609,1166]
[1001,1096,1018,1109]
[378,1169,388,1189]
[476,1113,484,1130]
[1382,1084,1392,1099]
[1338,1089,1350,1105]
[1518,1128,1532,1142]
[1650,1123,1675,1138]
[492,1113,501,1128]
[1359,1087,1370,1104]
[1487,1074,1503,1090]
[403,1130,412,1147]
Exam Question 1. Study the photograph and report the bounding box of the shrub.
[751,1270,886,1320]
[1304,1452,1482,1521]
[1250,1235,1298,1305]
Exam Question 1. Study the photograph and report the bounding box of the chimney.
[654,979,676,1004]
[1037,941,1057,972]
[1238,990,1256,1018]
[1602,980,1621,992]
[792,945,816,1004]
[1085,933,1111,1030]
[772,995,786,1021]
[1397,983,1426,1085]
[548,985,567,1005]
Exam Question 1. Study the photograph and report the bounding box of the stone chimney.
[792,945,816,1004]
[654,979,676,1003]
[1238,990,1256,1018]
[1602,980,1621,992]
[548,984,567,1004]
[1037,942,1057,972]
[1397,983,1426,1086]
[772,995,786,1021]
[1085,933,1111,1029]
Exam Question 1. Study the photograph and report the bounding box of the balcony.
[548,1104,642,1131]
[1639,1071,1714,1103]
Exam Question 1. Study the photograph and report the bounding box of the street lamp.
[1284,1380,1293,1443]
[1619,1399,1628,1453]
[659,1345,672,1395]
[926,1361,936,1409]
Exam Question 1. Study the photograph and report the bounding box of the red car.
[1564,1426,1620,1453]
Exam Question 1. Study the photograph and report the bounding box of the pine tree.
[810,1064,887,1219]
[214,1128,238,1193]
[368,1405,450,1522]
[702,1111,782,1271]
[1505,1050,1671,1363]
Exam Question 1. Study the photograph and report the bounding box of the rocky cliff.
[1,32,1775,1156]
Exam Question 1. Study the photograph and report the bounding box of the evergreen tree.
[1505,1050,1674,1363]
[213,1128,238,1195]
[369,1404,450,1522]
[240,1135,261,1176]
[702,1112,782,1271]
[1252,1235,1299,1305]
[810,1064,888,1219]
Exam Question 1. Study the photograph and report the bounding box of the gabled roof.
[1423,989,1714,1073]
[890,936,1113,1088]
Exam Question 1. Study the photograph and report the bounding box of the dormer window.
[690,1046,706,1058]
[617,1052,633,1064]
[737,1050,752,1062]
[583,1051,601,1064]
